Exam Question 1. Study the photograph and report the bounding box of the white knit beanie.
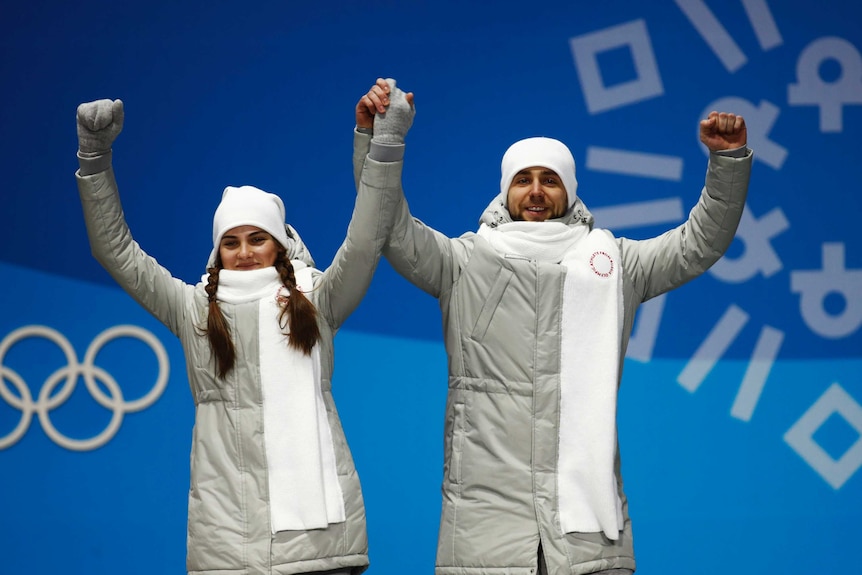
[500,137,578,210]
[207,185,290,267]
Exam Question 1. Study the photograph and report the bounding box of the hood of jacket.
[283,223,316,268]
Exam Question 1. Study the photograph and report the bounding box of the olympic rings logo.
[0,324,169,451]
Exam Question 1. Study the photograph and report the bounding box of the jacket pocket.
[469,267,514,341]
[448,402,466,484]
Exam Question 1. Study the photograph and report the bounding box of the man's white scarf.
[213,264,345,532]
[477,221,624,539]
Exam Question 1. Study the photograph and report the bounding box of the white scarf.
[477,221,624,539]
[213,264,345,532]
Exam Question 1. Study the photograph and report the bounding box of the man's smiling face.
[506,166,569,222]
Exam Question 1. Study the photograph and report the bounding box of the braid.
[204,264,236,378]
[274,250,320,355]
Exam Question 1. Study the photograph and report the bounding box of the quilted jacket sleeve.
[623,149,753,302]
[312,132,405,329]
[352,129,462,299]
[77,167,194,336]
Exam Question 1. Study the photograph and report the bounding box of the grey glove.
[77,99,124,156]
[372,79,414,146]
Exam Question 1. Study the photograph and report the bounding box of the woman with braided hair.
[201,186,323,378]
[75,78,414,575]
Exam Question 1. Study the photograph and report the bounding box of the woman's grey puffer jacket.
[354,132,752,575]
[77,137,402,575]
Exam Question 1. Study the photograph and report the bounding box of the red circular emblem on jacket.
[590,251,614,277]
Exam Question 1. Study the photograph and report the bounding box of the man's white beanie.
[207,185,290,267]
[500,137,578,210]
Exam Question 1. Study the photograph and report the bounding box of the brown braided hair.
[274,248,320,355]
[204,247,321,378]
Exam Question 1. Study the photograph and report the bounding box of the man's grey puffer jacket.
[354,132,752,574]
[77,139,403,575]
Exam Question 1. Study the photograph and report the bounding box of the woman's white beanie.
[207,185,290,267]
[500,137,578,210]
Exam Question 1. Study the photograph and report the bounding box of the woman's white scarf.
[478,221,624,539]
[213,264,345,533]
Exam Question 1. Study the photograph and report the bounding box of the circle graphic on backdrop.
[0,324,169,451]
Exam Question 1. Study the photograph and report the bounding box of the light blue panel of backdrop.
[1,0,861,573]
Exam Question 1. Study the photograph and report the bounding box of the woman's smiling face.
[218,226,279,270]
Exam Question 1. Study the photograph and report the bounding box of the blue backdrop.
[1,1,860,573]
